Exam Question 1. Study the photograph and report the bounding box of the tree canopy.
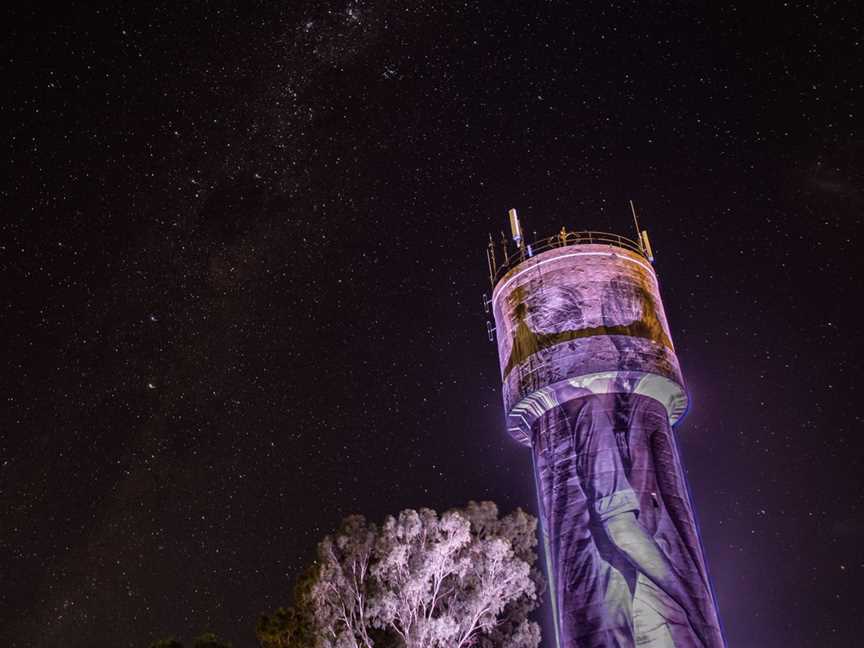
[258,501,543,648]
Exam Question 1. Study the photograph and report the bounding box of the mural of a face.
[502,273,673,379]
[601,274,671,349]
[602,276,646,326]
[526,284,587,333]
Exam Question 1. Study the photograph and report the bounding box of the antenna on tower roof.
[486,233,497,284]
[629,199,641,241]
[629,199,655,263]
[508,208,523,245]
[508,207,529,259]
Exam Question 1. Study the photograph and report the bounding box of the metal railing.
[486,229,649,286]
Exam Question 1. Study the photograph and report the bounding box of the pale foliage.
[300,502,541,648]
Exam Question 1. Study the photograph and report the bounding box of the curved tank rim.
[491,243,657,307]
[504,370,689,446]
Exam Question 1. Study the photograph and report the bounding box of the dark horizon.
[3,2,862,647]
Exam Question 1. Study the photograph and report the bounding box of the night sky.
[3,2,863,647]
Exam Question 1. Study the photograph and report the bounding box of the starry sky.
[2,2,862,647]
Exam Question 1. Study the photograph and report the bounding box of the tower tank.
[487,213,725,648]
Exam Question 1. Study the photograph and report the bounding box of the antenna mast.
[629,199,641,242]
[629,199,655,262]
[508,208,523,245]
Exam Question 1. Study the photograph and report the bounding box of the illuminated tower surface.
[488,222,725,648]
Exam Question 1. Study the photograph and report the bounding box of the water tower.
[485,208,725,648]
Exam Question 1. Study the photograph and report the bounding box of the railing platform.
[487,230,649,285]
